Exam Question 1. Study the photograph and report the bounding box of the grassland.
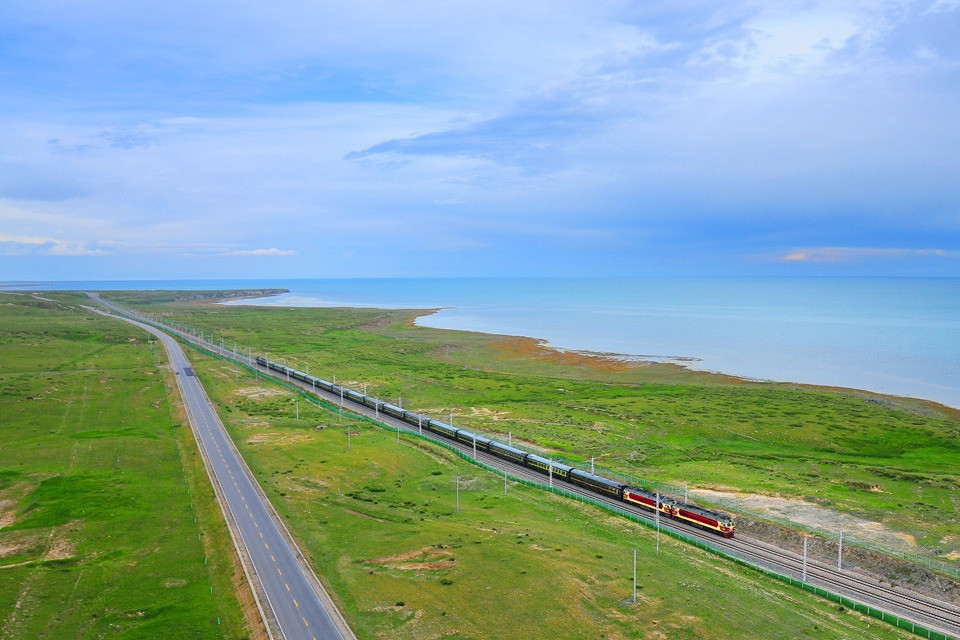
[103,293,960,566]
[185,345,919,640]
[0,293,252,638]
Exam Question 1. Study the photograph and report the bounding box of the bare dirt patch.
[245,432,312,446]
[368,546,455,571]
[0,484,32,529]
[468,407,511,421]
[163,578,188,588]
[44,528,77,561]
[0,500,18,529]
[691,488,917,551]
[0,532,42,561]
[233,386,288,399]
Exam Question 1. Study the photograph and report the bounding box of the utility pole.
[508,432,512,446]
[590,457,594,475]
[633,549,637,604]
[503,466,507,495]
[455,476,460,513]
[296,397,299,420]
[802,537,808,582]
[418,414,422,436]
[838,531,843,571]
[472,435,476,459]
[655,492,661,554]
[339,387,344,421]
[549,460,553,488]
[684,483,688,504]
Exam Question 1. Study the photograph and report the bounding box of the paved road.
[93,297,959,639]
[94,304,351,640]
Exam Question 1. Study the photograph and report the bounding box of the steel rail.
[94,301,959,640]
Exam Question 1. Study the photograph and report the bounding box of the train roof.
[488,440,528,457]
[457,429,491,442]
[676,502,734,522]
[569,468,625,488]
[526,453,573,473]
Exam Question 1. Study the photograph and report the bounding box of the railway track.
[236,351,960,639]
[97,307,960,640]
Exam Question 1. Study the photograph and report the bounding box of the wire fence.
[170,337,956,640]
[105,301,960,616]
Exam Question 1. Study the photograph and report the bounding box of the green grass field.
[0,293,251,639]
[185,347,919,639]
[103,293,960,564]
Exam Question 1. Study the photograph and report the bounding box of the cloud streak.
[772,247,959,263]
[222,248,296,257]
[1,1,958,279]
[0,233,107,256]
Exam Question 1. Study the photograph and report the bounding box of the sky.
[1,0,958,280]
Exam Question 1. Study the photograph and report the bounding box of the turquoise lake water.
[11,277,960,408]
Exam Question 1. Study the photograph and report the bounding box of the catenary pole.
[838,531,843,571]
[655,492,660,554]
[802,537,808,582]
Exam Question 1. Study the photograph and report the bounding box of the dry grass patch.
[692,488,918,550]
[245,432,312,446]
[233,386,288,399]
[369,546,456,571]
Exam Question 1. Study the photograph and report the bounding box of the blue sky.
[1,0,958,279]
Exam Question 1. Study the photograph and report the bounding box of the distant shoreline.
[225,292,960,415]
[3,279,955,411]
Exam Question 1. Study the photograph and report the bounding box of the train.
[255,356,736,538]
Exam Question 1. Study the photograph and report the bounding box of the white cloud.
[770,247,958,263]
[0,233,107,256]
[1,1,958,277]
[222,247,296,256]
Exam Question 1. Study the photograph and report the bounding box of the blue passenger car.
[488,441,529,465]
[525,454,573,481]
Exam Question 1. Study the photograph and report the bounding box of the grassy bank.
[0,293,251,638]
[188,347,917,639]
[104,293,960,565]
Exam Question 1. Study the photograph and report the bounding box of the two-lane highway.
[95,306,352,640]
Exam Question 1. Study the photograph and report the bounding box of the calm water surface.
[12,277,960,408]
